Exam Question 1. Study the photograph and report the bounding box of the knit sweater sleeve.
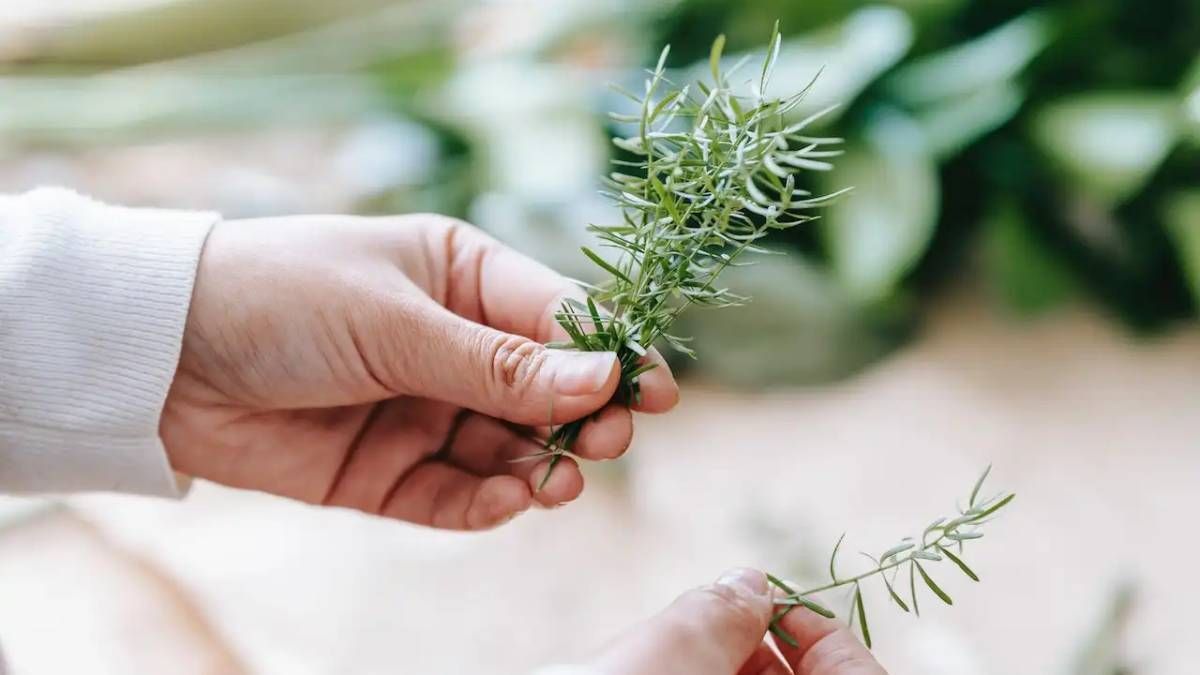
[0,188,218,496]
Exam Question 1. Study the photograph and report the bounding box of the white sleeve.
[0,188,218,497]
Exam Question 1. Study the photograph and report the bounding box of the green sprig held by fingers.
[531,23,848,481]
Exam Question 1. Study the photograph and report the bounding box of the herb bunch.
[532,24,848,483]
[766,466,1016,648]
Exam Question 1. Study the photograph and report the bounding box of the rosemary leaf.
[915,561,953,606]
[938,545,981,582]
[854,584,872,649]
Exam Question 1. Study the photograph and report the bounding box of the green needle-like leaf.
[915,561,953,605]
[854,585,872,649]
[580,246,632,285]
[881,573,911,612]
[829,532,846,583]
[969,464,992,508]
[585,296,605,334]
[766,573,798,596]
[910,561,920,617]
[769,611,800,648]
[939,546,980,582]
[710,33,726,83]
[975,493,1016,519]
[880,542,915,561]
[797,596,837,619]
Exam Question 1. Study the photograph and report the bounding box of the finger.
[388,299,621,426]
[530,402,632,461]
[574,403,632,460]
[444,413,584,506]
[736,640,791,675]
[526,456,585,506]
[422,217,580,342]
[590,568,774,675]
[421,219,680,412]
[321,398,459,513]
[380,462,532,531]
[771,608,887,675]
[629,349,680,414]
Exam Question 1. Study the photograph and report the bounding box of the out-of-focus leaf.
[1164,191,1200,307]
[0,74,381,143]
[749,6,914,120]
[1068,581,1136,675]
[983,200,1075,316]
[675,256,907,386]
[887,10,1052,106]
[1185,90,1200,143]
[822,109,938,302]
[1183,55,1200,144]
[886,11,1049,160]
[0,0,407,69]
[1032,93,1181,205]
[436,62,608,203]
[657,0,918,67]
[913,80,1025,160]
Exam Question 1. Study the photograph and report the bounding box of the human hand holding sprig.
[164,213,679,530]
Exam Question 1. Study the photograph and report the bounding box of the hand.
[586,568,887,675]
[161,214,678,529]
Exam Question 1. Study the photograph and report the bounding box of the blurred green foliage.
[3,0,1198,385]
[653,0,1200,383]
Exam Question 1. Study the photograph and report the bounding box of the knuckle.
[413,213,485,242]
[371,214,488,261]
[484,332,547,394]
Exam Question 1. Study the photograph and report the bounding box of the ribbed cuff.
[0,188,218,497]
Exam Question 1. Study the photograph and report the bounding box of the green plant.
[529,24,1014,650]
[767,466,1015,648]
[525,23,847,483]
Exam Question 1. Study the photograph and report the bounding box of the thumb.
[399,303,620,425]
[590,568,774,675]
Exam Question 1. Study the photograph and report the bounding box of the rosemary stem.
[779,531,953,600]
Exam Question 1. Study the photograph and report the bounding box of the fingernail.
[715,567,768,597]
[548,351,616,395]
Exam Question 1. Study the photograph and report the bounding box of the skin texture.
[161,214,679,530]
[588,568,888,675]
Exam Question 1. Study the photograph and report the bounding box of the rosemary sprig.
[538,23,848,486]
[766,466,1016,649]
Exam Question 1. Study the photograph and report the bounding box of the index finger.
[435,220,679,413]
[771,608,888,675]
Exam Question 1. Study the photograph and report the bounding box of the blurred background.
[1,0,1198,673]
